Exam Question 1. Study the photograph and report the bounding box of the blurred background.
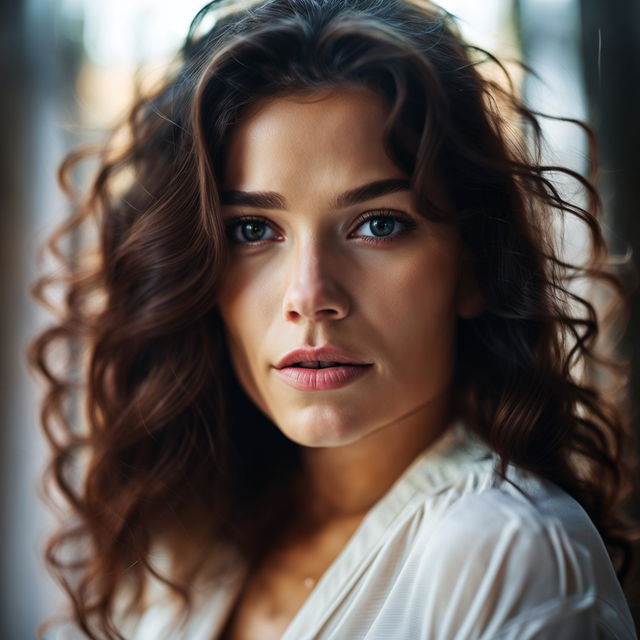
[1,0,639,637]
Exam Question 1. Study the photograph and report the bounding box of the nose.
[282,236,350,323]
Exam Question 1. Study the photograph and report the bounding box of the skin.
[216,85,484,534]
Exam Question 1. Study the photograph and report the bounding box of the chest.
[216,518,363,640]
[216,566,314,640]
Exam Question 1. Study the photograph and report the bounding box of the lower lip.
[274,365,373,391]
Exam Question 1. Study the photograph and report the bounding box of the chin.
[279,410,366,448]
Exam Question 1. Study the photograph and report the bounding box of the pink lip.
[275,344,371,370]
[274,364,373,391]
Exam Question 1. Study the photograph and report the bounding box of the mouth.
[287,361,369,369]
[274,345,372,370]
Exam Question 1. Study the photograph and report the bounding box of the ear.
[455,250,485,319]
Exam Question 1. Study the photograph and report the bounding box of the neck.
[293,391,456,530]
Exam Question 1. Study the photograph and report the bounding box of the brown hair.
[28,0,640,637]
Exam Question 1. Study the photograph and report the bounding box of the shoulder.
[426,481,590,593]
[409,466,637,638]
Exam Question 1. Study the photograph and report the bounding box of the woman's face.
[216,86,481,448]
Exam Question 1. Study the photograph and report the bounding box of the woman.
[29,0,639,638]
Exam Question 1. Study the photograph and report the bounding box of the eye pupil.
[242,221,265,241]
[370,217,394,237]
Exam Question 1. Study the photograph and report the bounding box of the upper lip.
[274,344,372,369]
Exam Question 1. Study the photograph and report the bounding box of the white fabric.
[127,419,638,639]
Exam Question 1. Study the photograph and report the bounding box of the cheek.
[217,261,272,341]
[373,248,460,400]
[216,266,260,376]
[216,265,274,413]
[367,245,460,333]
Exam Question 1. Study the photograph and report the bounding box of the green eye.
[240,220,268,242]
[361,216,398,237]
[227,218,279,244]
[350,209,418,244]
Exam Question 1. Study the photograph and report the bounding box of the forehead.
[222,87,405,198]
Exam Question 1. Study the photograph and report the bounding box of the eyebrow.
[219,177,412,210]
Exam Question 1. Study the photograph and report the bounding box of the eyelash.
[224,208,418,247]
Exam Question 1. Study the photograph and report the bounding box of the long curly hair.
[28,0,640,637]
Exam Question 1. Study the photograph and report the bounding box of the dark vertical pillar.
[580,0,640,627]
[514,0,640,628]
[0,0,37,635]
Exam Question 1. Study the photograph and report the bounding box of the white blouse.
[124,419,637,639]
